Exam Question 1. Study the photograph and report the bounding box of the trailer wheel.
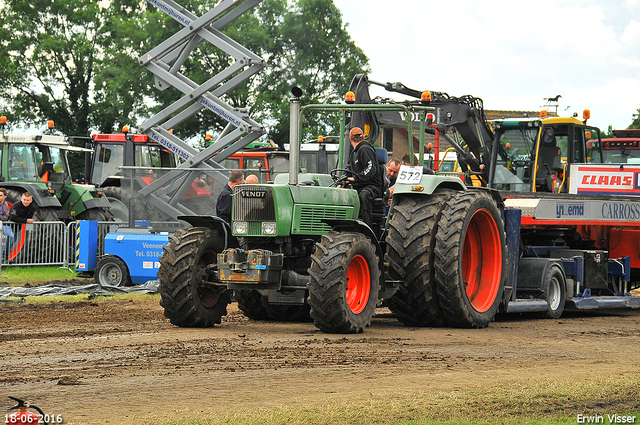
[434,191,505,328]
[537,265,566,319]
[158,227,231,327]
[308,231,380,333]
[234,290,269,320]
[385,192,452,327]
[95,255,132,287]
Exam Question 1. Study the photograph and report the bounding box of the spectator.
[340,127,383,229]
[245,174,259,184]
[9,192,36,224]
[402,153,418,166]
[216,170,244,224]
[386,157,401,186]
[384,158,401,206]
[0,188,14,254]
[0,188,10,222]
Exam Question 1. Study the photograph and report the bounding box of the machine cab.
[491,115,603,193]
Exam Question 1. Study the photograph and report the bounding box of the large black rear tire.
[76,207,114,222]
[234,290,269,320]
[434,190,505,328]
[101,186,148,223]
[308,231,380,334]
[158,227,231,327]
[385,192,452,327]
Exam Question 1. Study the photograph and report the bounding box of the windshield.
[490,125,538,192]
[8,144,38,182]
[602,144,640,164]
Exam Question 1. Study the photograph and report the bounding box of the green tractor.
[0,129,112,222]
[157,91,506,333]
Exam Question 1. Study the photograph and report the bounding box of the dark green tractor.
[0,133,112,222]
[158,95,506,333]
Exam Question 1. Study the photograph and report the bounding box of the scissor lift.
[132,0,266,220]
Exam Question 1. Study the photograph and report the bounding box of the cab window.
[92,144,124,186]
[8,144,38,181]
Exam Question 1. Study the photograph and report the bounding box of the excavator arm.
[347,74,496,184]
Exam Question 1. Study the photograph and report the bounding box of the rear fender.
[61,184,109,216]
[178,215,239,250]
[1,183,60,208]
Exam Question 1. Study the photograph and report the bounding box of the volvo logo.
[240,190,267,198]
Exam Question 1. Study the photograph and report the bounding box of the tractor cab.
[491,112,603,193]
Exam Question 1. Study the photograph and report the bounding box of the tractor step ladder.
[136,0,265,219]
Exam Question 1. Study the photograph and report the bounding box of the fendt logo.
[240,190,267,198]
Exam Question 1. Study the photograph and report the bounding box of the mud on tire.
[385,191,453,327]
[158,227,231,327]
[433,190,505,328]
[308,231,380,334]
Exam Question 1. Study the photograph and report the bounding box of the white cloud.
[334,0,640,130]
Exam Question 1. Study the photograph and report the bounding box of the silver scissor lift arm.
[136,0,265,218]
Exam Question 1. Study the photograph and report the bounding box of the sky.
[332,0,640,131]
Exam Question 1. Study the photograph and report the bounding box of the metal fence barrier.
[1,221,68,267]
[1,220,184,269]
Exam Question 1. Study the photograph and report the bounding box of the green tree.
[160,0,369,146]
[0,0,369,148]
[631,107,640,129]
[0,0,172,137]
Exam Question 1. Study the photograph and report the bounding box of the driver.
[340,127,383,229]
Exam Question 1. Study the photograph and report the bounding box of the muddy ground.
[1,295,639,424]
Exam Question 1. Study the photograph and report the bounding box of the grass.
[0,265,80,285]
[0,265,160,304]
[157,374,640,425]
[11,292,160,304]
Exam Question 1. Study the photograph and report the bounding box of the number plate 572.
[397,165,422,184]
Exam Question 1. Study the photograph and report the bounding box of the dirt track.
[1,296,640,424]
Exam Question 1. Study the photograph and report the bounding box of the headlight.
[233,221,248,234]
[262,222,276,235]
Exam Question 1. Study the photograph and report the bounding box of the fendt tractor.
[157,76,640,334]
[0,117,111,222]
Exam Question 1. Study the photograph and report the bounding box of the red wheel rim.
[198,249,220,308]
[462,209,502,313]
[346,254,371,314]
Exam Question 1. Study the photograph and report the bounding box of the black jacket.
[216,184,233,224]
[346,141,383,197]
[9,201,36,223]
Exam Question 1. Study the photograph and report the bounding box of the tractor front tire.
[434,190,505,328]
[158,227,231,327]
[308,231,380,334]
